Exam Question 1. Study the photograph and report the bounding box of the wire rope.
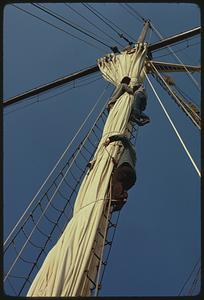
[174,84,197,104]
[82,3,135,41]
[4,76,102,116]
[4,82,110,248]
[31,3,112,47]
[188,266,201,295]
[154,41,200,60]
[150,62,200,129]
[12,4,106,52]
[178,257,201,296]
[120,2,200,88]
[124,3,147,22]
[119,3,143,24]
[31,3,111,49]
[150,23,200,92]
[82,3,125,47]
[64,3,124,47]
[145,72,200,178]
[4,83,111,282]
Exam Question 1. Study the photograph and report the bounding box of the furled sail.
[27,43,147,297]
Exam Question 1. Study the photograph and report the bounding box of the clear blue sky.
[3,2,201,297]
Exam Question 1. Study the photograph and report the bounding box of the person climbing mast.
[104,134,137,212]
[130,84,150,126]
[107,76,138,111]
[107,76,150,127]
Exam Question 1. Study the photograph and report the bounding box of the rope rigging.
[178,257,201,296]
[64,3,125,48]
[119,3,144,24]
[12,4,106,53]
[187,266,201,295]
[86,4,136,42]
[82,3,133,46]
[4,74,103,116]
[79,123,140,296]
[123,3,147,22]
[5,4,200,296]
[31,3,112,49]
[154,40,200,60]
[4,85,112,295]
[149,62,201,129]
[150,22,200,92]
[4,82,110,248]
[118,1,201,90]
[145,72,200,178]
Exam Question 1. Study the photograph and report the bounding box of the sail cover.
[27,43,147,297]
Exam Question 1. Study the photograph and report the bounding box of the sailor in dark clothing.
[130,85,150,126]
[107,76,138,111]
[104,134,136,211]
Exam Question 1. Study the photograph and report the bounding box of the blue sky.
[3,2,201,297]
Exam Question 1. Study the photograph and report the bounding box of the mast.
[24,20,150,297]
[138,20,150,43]
[3,11,200,296]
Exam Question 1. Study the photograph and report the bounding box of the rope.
[98,210,121,292]
[31,3,111,49]
[94,178,113,296]
[150,62,200,130]
[150,23,200,92]
[12,4,106,52]
[82,3,135,42]
[87,4,135,41]
[82,3,125,47]
[124,3,146,22]
[119,3,200,92]
[178,257,200,296]
[145,72,201,178]
[154,41,200,60]
[64,3,124,48]
[4,84,111,282]
[119,3,143,24]
[4,76,102,116]
[188,266,201,295]
[4,82,110,248]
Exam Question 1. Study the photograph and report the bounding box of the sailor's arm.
[121,83,134,95]
[104,135,130,148]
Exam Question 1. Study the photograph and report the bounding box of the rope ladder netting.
[4,84,110,295]
[3,81,139,296]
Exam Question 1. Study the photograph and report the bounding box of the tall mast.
[25,21,150,297]
[138,20,150,43]
[3,17,201,296]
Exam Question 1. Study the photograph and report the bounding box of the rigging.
[119,3,144,24]
[4,75,103,116]
[150,23,200,92]
[12,4,106,53]
[145,72,200,177]
[4,5,200,296]
[82,3,133,46]
[31,3,112,49]
[64,3,123,47]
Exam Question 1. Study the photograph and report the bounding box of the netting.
[4,105,111,296]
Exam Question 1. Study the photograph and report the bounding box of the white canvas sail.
[27,43,147,297]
